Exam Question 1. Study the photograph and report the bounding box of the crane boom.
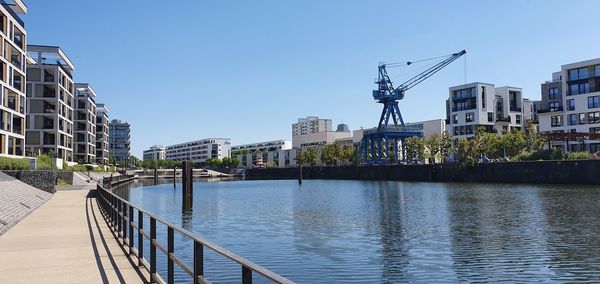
[396,50,466,93]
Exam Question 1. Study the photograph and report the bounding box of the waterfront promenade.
[0,185,148,283]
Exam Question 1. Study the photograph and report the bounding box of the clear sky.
[23,0,600,157]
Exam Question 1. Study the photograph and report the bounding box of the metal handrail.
[95,179,294,284]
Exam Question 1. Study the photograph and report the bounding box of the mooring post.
[182,161,193,211]
[153,168,158,185]
[173,166,177,187]
[298,164,303,184]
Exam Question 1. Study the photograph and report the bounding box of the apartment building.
[73,83,96,163]
[538,58,600,152]
[143,145,165,161]
[95,103,109,165]
[232,139,292,168]
[165,138,230,163]
[292,116,332,136]
[353,119,447,143]
[445,82,525,139]
[26,45,75,161]
[0,1,27,158]
[109,119,130,163]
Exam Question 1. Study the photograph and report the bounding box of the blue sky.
[24,0,600,157]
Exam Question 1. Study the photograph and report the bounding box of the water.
[115,179,600,283]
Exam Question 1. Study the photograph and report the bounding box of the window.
[452,114,458,124]
[570,114,577,126]
[550,102,560,111]
[481,86,486,109]
[488,112,494,122]
[567,99,575,111]
[568,83,590,95]
[588,96,600,109]
[569,67,590,81]
[591,127,600,134]
[579,113,586,124]
[549,87,559,99]
[551,115,563,127]
[466,112,474,123]
[588,112,600,124]
[516,115,522,124]
[596,65,600,77]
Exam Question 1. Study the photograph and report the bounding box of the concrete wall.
[246,160,600,185]
[3,170,56,193]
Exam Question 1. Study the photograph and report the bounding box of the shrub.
[564,151,591,160]
[512,148,564,161]
[0,157,29,170]
[36,154,53,170]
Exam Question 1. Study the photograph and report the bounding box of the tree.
[320,144,338,166]
[405,137,425,163]
[109,155,116,166]
[295,149,306,166]
[440,130,453,163]
[340,145,356,165]
[304,147,318,166]
[525,122,544,151]
[425,133,441,164]
[500,129,527,158]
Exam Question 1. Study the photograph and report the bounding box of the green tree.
[501,129,527,159]
[425,133,441,164]
[320,144,338,166]
[304,147,318,166]
[439,130,453,163]
[340,145,356,165]
[405,137,425,163]
[525,122,544,151]
[296,149,306,166]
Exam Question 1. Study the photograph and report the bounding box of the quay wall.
[246,160,600,185]
[3,170,57,193]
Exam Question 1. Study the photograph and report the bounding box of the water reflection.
[114,179,600,283]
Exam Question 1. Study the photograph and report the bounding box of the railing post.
[117,199,122,237]
[194,241,204,283]
[242,266,252,284]
[122,202,127,243]
[167,227,174,284]
[150,217,157,282]
[129,205,134,252]
[138,210,144,266]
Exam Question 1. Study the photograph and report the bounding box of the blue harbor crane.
[360,50,466,165]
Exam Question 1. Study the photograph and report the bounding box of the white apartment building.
[538,58,600,153]
[292,130,352,149]
[0,1,27,158]
[446,82,525,139]
[95,103,109,165]
[143,145,166,161]
[73,83,96,163]
[165,138,230,163]
[232,139,292,168]
[26,45,75,162]
[292,116,332,136]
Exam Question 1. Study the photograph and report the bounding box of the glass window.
[549,87,559,99]
[550,102,559,111]
[588,112,600,124]
[516,115,522,124]
[570,114,577,125]
[579,68,589,79]
[579,113,586,124]
[567,99,575,111]
[596,65,600,77]
[569,69,579,81]
[569,84,579,95]
[488,112,493,122]
[588,96,600,109]
[452,114,458,124]
[466,112,474,123]
[551,115,563,127]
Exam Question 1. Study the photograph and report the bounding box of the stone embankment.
[0,172,52,236]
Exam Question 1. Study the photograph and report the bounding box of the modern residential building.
[232,139,292,168]
[73,83,96,163]
[165,138,230,163]
[143,145,166,161]
[0,1,27,158]
[95,103,109,165]
[445,82,526,139]
[538,58,600,152]
[292,130,352,149]
[26,45,75,161]
[292,116,332,136]
[109,119,130,163]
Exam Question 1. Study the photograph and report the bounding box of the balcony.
[510,106,522,112]
[537,106,563,114]
[496,115,511,123]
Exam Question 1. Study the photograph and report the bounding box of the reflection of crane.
[361,50,466,165]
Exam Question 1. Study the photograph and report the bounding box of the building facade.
[95,103,109,165]
[0,1,27,158]
[109,119,130,163]
[292,116,332,136]
[445,82,526,139]
[353,119,447,143]
[165,138,230,163]
[232,139,292,168]
[26,45,75,161]
[73,83,96,163]
[538,58,600,152]
[143,145,165,161]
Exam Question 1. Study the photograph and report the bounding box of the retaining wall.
[3,170,56,193]
[246,160,600,185]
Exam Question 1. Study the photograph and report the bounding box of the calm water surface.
[115,179,600,283]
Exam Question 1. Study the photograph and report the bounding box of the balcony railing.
[0,1,25,27]
[510,106,521,112]
[496,115,511,122]
[96,179,294,284]
[537,106,563,114]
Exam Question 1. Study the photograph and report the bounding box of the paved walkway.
[0,186,149,283]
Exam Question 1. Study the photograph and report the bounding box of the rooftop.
[27,45,75,71]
